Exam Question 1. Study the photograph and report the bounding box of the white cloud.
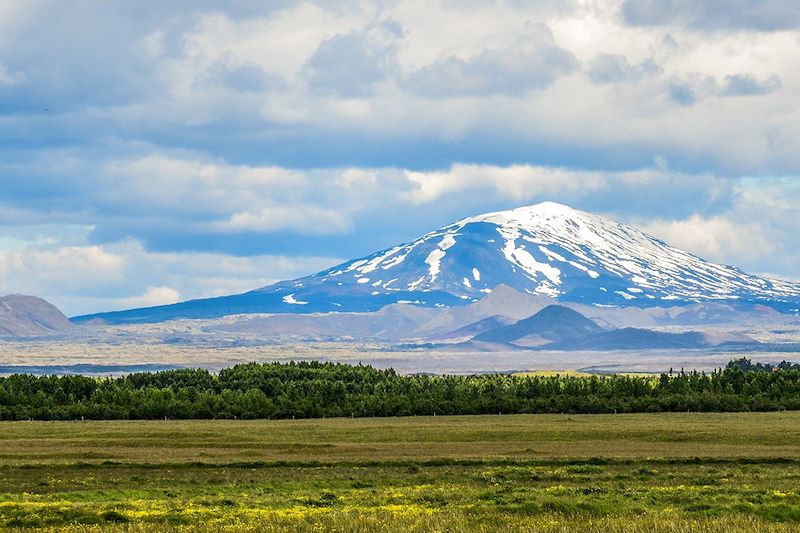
[217,206,352,234]
[631,177,800,278]
[0,245,126,292]
[0,63,24,86]
[337,168,379,188]
[640,214,775,265]
[113,286,181,309]
[105,154,307,215]
[404,163,685,204]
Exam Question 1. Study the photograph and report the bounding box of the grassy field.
[1,413,800,531]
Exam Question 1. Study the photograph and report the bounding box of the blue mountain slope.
[73,202,800,324]
[542,328,715,351]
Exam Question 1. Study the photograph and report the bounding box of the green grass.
[1,413,800,531]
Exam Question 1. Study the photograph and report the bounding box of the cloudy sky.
[1,0,799,315]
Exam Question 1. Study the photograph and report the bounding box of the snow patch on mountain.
[282,294,308,305]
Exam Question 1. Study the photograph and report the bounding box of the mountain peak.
[503,200,577,216]
[473,304,603,345]
[465,201,583,226]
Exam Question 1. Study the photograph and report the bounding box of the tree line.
[0,358,799,420]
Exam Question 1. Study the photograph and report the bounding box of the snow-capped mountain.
[294,201,800,304]
[74,202,800,324]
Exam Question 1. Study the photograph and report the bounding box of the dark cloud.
[620,0,800,31]
[668,82,697,106]
[302,20,403,97]
[721,74,782,96]
[407,23,576,97]
[667,72,782,106]
[586,54,661,84]
[203,54,283,92]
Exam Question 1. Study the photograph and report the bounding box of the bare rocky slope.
[0,294,73,337]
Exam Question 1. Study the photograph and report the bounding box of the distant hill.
[0,295,72,336]
[539,327,758,351]
[458,304,760,352]
[474,305,603,346]
[412,285,554,339]
[542,328,709,351]
[432,315,516,341]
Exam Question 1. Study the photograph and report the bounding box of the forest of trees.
[0,358,799,421]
